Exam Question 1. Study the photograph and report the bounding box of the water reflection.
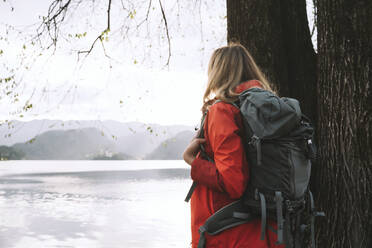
[0,162,191,248]
[4,168,190,182]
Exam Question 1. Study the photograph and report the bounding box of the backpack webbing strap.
[309,191,316,248]
[259,192,267,240]
[284,211,294,248]
[197,200,255,248]
[256,138,262,166]
[198,226,207,248]
[197,110,214,163]
[294,212,302,248]
[308,190,326,248]
[184,182,197,202]
[275,191,284,245]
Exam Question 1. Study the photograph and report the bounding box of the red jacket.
[190,80,285,248]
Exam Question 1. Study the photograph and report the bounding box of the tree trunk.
[226,0,317,123]
[315,0,372,247]
[227,0,372,247]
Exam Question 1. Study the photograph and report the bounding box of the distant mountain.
[1,120,99,146]
[0,120,194,159]
[12,128,130,160]
[145,131,194,160]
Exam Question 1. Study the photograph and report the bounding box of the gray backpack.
[185,88,324,248]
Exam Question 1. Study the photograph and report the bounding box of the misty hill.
[0,120,194,158]
[12,128,130,160]
[145,131,194,160]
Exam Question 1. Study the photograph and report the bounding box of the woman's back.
[189,81,284,248]
[182,43,282,248]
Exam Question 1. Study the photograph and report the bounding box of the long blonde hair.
[202,43,273,112]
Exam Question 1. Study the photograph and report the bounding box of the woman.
[183,43,284,248]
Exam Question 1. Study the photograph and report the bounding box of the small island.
[0,146,25,160]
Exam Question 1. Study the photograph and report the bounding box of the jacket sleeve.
[190,156,225,192]
[191,103,249,199]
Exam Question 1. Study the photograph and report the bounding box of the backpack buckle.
[285,200,294,212]
[306,139,317,160]
[285,199,306,213]
[249,134,260,146]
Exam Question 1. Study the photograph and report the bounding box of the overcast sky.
[0,0,315,126]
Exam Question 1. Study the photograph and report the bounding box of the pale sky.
[0,0,315,126]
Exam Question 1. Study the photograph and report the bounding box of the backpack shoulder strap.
[184,99,241,203]
[198,111,208,139]
[184,111,212,203]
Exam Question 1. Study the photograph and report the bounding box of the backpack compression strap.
[275,191,284,245]
[259,192,267,240]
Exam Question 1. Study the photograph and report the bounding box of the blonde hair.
[202,43,273,112]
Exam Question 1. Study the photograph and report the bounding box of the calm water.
[0,160,192,248]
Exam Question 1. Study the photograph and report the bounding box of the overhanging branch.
[159,0,171,67]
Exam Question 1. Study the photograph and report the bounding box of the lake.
[0,160,192,248]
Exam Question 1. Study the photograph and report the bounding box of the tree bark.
[226,0,317,123]
[315,0,372,247]
[227,0,372,247]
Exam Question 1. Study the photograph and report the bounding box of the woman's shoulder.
[205,100,244,141]
[209,100,239,113]
[208,100,240,121]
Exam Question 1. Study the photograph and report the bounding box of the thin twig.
[34,0,72,48]
[77,0,112,60]
[158,0,171,67]
[137,0,153,29]
[107,0,112,31]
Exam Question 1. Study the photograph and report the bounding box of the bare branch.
[35,0,72,48]
[158,0,171,67]
[77,0,112,59]
[137,0,153,29]
[107,0,112,31]
[77,35,102,59]
[99,38,113,60]
[35,0,114,60]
